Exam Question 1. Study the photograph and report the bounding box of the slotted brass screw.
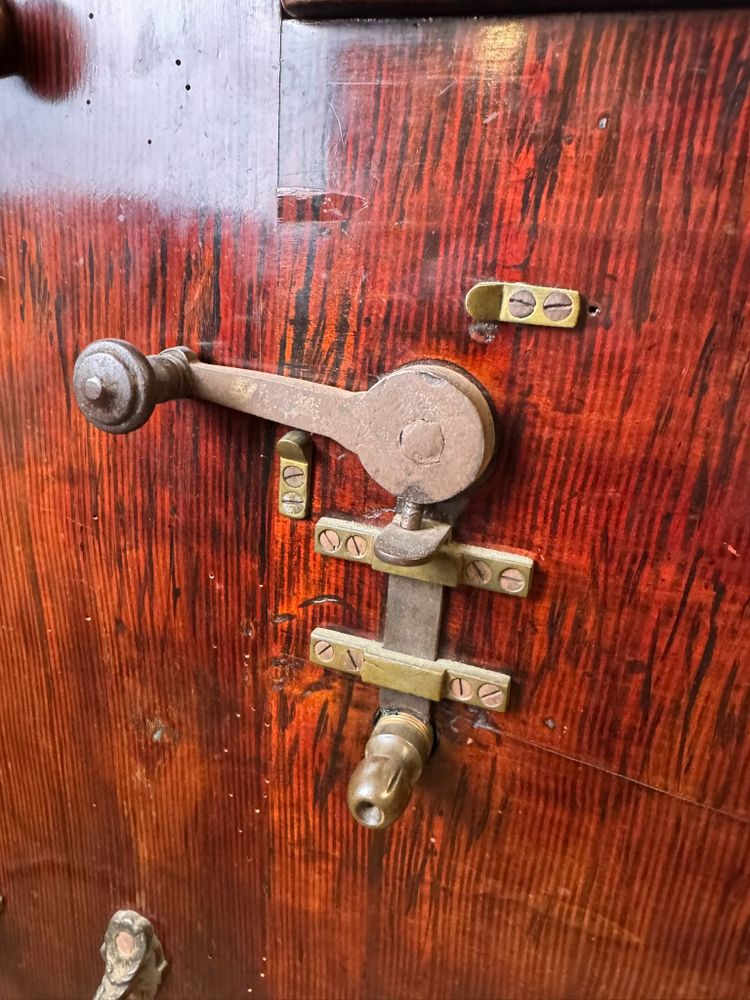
[499,567,526,594]
[282,465,305,488]
[464,559,492,585]
[346,535,367,558]
[542,291,573,322]
[450,677,474,701]
[507,288,536,319]
[318,529,341,553]
[477,683,505,709]
[345,648,363,671]
[281,492,304,516]
[314,640,334,662]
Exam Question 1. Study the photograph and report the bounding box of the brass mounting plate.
[465,281,580,329]
[310,627,511,713]
[276,429,312,520]
[314,516,533,596]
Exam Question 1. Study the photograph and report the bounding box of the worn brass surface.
[310,627,511,712]
[276,429,312,520]
[465,280,581,328]
[347,712,434,830]
[314,516,533,596]
[94,910,166,1000]
[73,339,495,504]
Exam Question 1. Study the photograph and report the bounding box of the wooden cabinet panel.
[0,3,747,998]
[277,12,750,818]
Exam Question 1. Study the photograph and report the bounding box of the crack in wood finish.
[0,3,748,998]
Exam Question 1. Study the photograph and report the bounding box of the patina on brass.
[347,711,434,830]
[94,910,166,1000]
[310,626,511,712]
[465,280,581,329]
[276,429,312,520]
[314,515,534,596]
[73,339,495,504]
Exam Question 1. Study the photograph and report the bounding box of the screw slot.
[498,567,526,594]
[477,683,505,709]
[464,559,492,585]
[282,465,306,488]
[318,529,341,553]
[450,677,474,701]
[313,640,334,662]
[507,288,536,319]
[281,492,305,516]
[542,291,574,323]
[346,534,368,558]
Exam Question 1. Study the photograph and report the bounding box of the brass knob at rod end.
[347,712,433,830]
[73,339,195,435]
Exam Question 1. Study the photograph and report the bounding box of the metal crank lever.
[73,338,510,833]
[73,339,495,506]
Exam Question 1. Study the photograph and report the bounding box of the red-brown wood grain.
[276,12,750,817]
[0,3,748,998]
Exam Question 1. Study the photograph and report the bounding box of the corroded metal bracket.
[314,515,533,596]
[310,626,511,712]
[94,910,166,1000]
[466,280,581,328]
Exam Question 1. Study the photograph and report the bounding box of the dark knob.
[73,340,195,434]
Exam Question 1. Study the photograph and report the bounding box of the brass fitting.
[347,711,433,830]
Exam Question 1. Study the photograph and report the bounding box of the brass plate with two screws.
[276,430,312,520]
[310,627,511,712]
[314,516,533,596]
[465,281,581,329]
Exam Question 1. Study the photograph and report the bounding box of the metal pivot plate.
[314,516,533,596]
[94,910,166,1000]
[276,429,312,520]
[310,626,511,713]
[465,281,581,329]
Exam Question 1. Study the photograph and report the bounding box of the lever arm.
[73,339,495,504]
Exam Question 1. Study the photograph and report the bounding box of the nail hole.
[597,115,609,129]
[85,99,91,105]
[147,139,152,145]
[588,303,600,316]
[88,11,94,18]
[175,59,182,66]
[185,83,191,91]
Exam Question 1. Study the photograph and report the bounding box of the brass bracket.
[276,429,312,520]
[314,516,533,596]
[465,280,580,329]
[310,627,511,712]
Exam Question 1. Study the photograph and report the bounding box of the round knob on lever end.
[73,339,195,434]
[347,712,434,830]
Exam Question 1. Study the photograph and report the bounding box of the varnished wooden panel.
[277,12,750,819]
[0,3,748,998]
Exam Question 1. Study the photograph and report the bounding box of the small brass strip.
[276,429,312,520]
[310,627,511,713]
[314,516,533,597]
[465,281,581,329]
